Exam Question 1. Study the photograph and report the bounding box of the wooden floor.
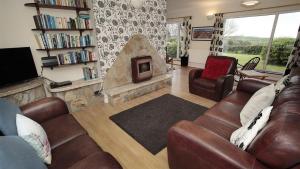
[73,67,216,169]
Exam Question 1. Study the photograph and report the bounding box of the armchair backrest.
[205,55,237,75]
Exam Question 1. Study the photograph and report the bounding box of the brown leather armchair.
[189,55,237,101]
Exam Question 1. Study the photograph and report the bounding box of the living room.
[1,0,300,169]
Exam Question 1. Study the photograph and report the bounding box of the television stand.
[0,78,46,105]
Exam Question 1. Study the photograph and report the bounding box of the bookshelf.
[25,1,97,72]
[32,28,93,31]
[42,60,97,69]
[24,3,90,11]
[36,45,95,51]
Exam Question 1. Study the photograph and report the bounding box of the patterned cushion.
[0,136,47,169]
[0,98,22,135]
[230,106,273,150]
[201,57,232,80]
[16,114,52,164]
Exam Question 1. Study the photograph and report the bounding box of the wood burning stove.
[131,56,153,83]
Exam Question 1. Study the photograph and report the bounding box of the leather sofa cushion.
[41,114,86,149]
[204,101,243,128]
[193,78,216,89]
[194,115,238,140]
[248,113,300,169]
[223,91,252,106]
[68,152,122,169]
[273,84,300,106]
[49,134,102,169]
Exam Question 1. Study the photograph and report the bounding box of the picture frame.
[191,26,214,41]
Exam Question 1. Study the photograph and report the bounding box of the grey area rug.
[110,94,208,154]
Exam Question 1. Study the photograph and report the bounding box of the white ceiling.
[167,0,300,14]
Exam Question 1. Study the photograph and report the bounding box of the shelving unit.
[32,28,93,31]
[42,60,97,69]
[36,45,95,51]
[24,3,90,11]
[25,1,96,70]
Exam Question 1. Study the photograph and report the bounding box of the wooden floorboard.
[72,67,216,169]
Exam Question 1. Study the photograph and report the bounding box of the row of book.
[36,0,87,8]
[57,50,96,65]
[35,33,92,49]
[83,67,98,80]
[33,14,91,29]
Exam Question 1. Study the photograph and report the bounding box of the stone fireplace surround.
[103,34,172,104]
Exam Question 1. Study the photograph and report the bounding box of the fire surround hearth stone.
[103,34,171,104]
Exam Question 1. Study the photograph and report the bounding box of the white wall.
[167,0,300,68]
[0,0,98,82]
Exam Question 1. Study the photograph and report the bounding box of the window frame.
[166,21,181,59]
[223,10,300,74]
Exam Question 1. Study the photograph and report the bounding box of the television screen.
[0,47,38,88]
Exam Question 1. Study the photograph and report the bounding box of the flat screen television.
[0,47,38,88]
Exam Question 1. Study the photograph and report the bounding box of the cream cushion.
[240,84,275,125]
[16,114,52,164]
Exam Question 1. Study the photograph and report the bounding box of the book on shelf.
[82,66,98,80]
[57,50,96,65]
[35,33,92,49]
[33,14,91,29]
[34,0,87,8]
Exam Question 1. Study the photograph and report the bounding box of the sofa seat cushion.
[41,114,86,149]
[204,101,243,128]
[68,152,122,169]
[193,78,216,89]
[48,135,103,169]
[223,91,252,106]
[194,115,238,140]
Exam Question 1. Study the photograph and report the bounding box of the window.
[166,22,180,59]
[223,11,300,73]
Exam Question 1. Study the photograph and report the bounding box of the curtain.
[180,16,192,57]
[210,13,224,56]
[285,25,300,75]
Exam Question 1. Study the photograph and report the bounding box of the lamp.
[207,11,215,20]
[241,0,260,7]
[130,0,144,9]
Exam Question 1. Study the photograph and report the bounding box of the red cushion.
[201,57,232,80]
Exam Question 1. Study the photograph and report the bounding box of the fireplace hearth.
[131,56,153,83]
[103,35,171,105]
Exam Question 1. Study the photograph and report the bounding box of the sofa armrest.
[237,79,271,94]
[167,121,268,169]
[216,75,234,100]
[20,97,69,123]
[189,69,204,82]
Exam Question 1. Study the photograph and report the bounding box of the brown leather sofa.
[20,97,122,169]
[168,68,300,169]
[189,55,237,101]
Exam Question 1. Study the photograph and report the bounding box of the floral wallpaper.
[93,0,167,78]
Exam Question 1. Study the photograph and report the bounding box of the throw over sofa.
[189,55,237,101]
[18,97,122,169]
[168,68,300,169]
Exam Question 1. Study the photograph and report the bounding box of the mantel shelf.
[47,78,103,93]
[32,28,93,31]
[24,3,90,11]
[37,46,95,51]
